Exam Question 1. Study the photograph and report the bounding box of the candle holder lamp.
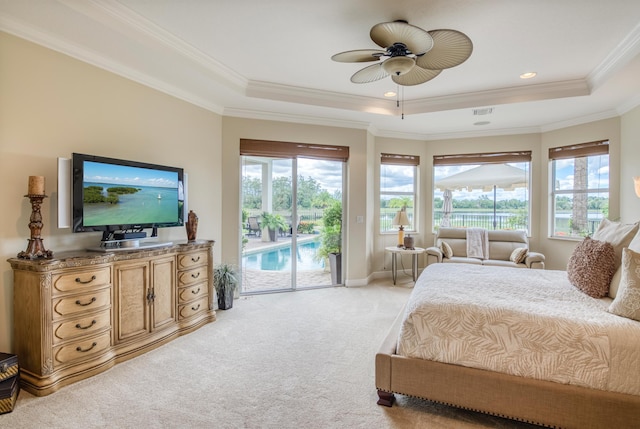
[18,193,53,259]
[392,208,410,248]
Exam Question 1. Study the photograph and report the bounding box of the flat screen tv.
[72,153,184,241]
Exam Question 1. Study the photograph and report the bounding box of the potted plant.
[315,201,342,284]
[214,263,239,310]
[260,211,287,242]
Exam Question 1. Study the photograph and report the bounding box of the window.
[380,153,418,233]
[549,140,609,238]
[433,151,531,231]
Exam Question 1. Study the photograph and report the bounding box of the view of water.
[243,241,325,271]
[83,182,179,226]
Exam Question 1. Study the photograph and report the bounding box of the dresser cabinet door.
[114,260,149,343]
[151,256,176,331]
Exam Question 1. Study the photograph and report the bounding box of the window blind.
[548,140,609,160]
[433,150,531,166]
[240,139,349,161]
[381,153,420,166]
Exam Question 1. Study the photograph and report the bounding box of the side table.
[385,246,425,285]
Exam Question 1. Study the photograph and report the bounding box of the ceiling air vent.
[473,107,494,115]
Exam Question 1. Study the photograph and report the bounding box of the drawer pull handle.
[75,297,97,306]
[191,272,200,279]
[191,256,200,263]
[76,342,98,353]
[191,287,201,294]
[76,320,97,330]
[75,275,97,284]
[191,304,200,311]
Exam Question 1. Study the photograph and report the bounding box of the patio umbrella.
[441,189,453,227]
[435,164,528,228]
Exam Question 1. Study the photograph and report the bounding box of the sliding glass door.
[240,155,344,294]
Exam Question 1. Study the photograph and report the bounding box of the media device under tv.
[72,153,184,249]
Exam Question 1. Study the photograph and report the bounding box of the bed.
[375,263,640,429]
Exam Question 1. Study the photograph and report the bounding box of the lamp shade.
[634,176,640,198]
[382,56,415,76]
[392,210,410,227]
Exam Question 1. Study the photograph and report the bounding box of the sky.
[243,157,344,194]
[84,161,179,189]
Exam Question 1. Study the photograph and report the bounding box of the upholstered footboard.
[375,307,640,429]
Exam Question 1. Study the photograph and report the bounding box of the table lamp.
[634,176,640,198]
[392,209,410,248]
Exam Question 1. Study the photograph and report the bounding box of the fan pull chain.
[401,86,404,120]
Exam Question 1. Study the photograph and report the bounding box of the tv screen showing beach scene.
[81,160,182,227]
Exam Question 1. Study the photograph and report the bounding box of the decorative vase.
[217,287,234,310]
[404,234,415,250]
[185,210,198,241]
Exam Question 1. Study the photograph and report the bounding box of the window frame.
[549,140,609,239]
[433,151,532,232]
[380,154,419,234]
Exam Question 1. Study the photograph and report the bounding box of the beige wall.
[1,30,638,353]
[0,33,223,352]
[621,105,640,222]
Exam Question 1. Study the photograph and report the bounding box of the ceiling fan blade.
[370,21,433,55]
[331,49,385,63]
[351,63,389,84]
[391,67,441,86]
[416,29,473,70]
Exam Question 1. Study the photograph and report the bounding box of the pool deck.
[241,233,332,293]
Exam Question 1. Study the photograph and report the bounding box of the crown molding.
[539,109,620,133]
[0,14,226,115]
[60,0,247,92]
[248,79,591,116]
[223,107,372,131]
[588,21,640,91]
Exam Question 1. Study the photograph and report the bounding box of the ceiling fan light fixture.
[382,56,415,76]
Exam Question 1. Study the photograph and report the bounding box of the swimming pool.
[242,241,325,271]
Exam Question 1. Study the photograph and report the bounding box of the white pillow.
[609,229,640,298]
[608,248,640,321]
[592,219,639,269]
[509,247,528,264]
[440,241,453,259]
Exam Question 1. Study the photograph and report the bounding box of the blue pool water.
[243,241,325,271]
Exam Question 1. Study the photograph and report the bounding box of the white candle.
[28,176,45,195]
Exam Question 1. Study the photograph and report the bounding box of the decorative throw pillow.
[509,247,528,264]
[566,237,616,298]
[608,248,640,321]
[440,241,453,259]
[609,230,640,298]
[592,219,639,269]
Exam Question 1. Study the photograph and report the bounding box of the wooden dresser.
[8,240,215,396]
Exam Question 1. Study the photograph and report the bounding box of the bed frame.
[375,308,640,429]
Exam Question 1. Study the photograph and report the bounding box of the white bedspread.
[397,263,640,395]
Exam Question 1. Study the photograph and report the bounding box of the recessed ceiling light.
[474,121,491,126]
[520,72,537,79]
[384,91,397,97]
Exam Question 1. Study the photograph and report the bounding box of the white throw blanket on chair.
[466,228,489,259]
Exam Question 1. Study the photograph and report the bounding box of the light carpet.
[3,280,536,428]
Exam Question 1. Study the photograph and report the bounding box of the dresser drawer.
[53,331,111,367]
[178,296,208,320]
[52,310,111,345]
[178,283,207,304]
[52,267,111,295]
[177,251,208,270]
[178,267,207,287]
[52,288,111,320]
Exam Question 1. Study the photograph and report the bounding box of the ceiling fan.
[331,20,473,86]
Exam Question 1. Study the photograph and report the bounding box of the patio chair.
[247,216,261,237]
